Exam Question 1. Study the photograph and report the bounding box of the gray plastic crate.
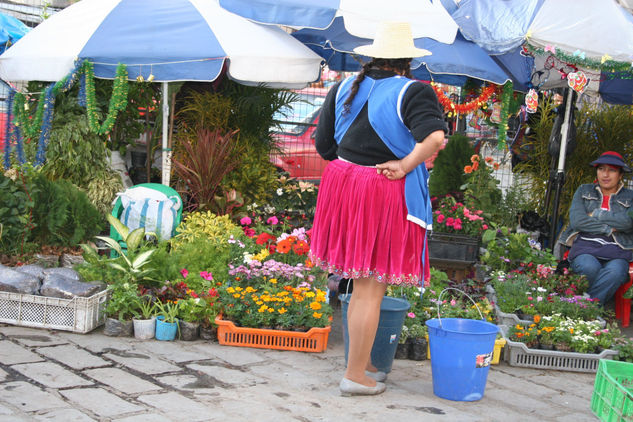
[0,290,107,333]
[499,325,617,372]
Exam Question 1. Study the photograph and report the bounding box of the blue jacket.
[334,75,433,229]
[559,183,633,250]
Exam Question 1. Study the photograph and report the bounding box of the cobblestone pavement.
[0,308,601,422]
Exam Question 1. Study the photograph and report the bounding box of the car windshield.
[273,93,326,136]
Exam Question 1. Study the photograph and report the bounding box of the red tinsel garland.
[432,83,497,114]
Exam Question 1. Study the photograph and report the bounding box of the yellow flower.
[256,301,263,305]
[279,308,287,314]
[232,293,241,298]
[227,287,235,294]
[268,308,275,313]
[310,301,322,310]
[270,278,277,284]
[245,286,256,293]
[313,312,323,319]
[305,291,315,298]
[235,286,243,292]
[258,305,268,313]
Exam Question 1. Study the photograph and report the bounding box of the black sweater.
[315,69,447,166]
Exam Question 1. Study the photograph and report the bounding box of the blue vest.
[334,75,433,230]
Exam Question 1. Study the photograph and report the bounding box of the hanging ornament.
[432,83,497,114]
[496,81,513,149]
[525,89,538,113]
[489,102,502,124]
[83,61,129,135]
[567,71,589,93]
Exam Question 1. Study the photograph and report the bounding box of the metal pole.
[548,87,574,247]
[161,81,171,186]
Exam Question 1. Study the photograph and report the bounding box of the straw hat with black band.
[354,21,431,59]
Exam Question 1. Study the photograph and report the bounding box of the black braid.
[342,58,412,115]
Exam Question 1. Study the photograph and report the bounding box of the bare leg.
[344,276,387,386]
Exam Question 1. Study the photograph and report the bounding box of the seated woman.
[559,151,633,305]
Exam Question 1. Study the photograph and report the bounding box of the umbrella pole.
[161,81,171,186]
[547,87,574,248]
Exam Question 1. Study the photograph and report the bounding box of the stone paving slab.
[0,381,69,412]
[11,362,93,389]
[32,408,96,422]
[135,340,212,363]
[37,344,110,370]
[60,387,145,418]
[112,414,174,422]
[193,342,267,366]
[0,340,44,365]
[103,351,181,375]
[83,367,162,395]
[0,326,69,347]
[0,368,8,382]
[137,391,219,422]
[56,330,134,353]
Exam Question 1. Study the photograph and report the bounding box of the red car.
[270,87,330,181]
[270,86,444,181]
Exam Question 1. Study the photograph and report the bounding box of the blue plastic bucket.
[425,317,498,401]
[155,316,178,341]
[340,294,410,373]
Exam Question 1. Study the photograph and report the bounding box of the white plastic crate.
[0,290,107,333]
[500,325,617,373]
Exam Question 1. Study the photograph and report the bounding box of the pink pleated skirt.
[309,159,429,287]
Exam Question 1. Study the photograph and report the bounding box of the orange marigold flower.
[470,154,479,163]
[310,301,322,310]
[533,315,541,323]
[313,312,323,319]
[464,165,473,174]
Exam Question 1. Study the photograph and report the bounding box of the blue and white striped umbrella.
[0,0,322,87]
[219,0,458,43]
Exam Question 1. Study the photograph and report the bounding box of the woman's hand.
[376,160,407,180]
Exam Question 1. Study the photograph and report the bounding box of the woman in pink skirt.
[310,22,447,396]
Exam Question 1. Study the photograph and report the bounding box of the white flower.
[276,188,284,196]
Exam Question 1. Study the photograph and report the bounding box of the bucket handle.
[436,287,485,329]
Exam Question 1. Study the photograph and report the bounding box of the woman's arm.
[568,188,613,235]
[375,130,445,180]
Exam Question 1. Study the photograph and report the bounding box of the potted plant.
[395,325,410,359]
[154,300,180,341]
[428,195,486,265]
[177,296,207,341]
[408,324,428,361]
[103,280,138,337]
[132,295,156,340]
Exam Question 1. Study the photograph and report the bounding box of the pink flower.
[240,216,252,226]
[482,224,488,230]
[180,268,189,279]
[199,271,213,281]
[407,312,416,318]
[437,214,445,223]
[267,216,279,225]
[244,227,256,238]
[450,299,457,306]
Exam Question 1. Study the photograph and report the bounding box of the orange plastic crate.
[214,316,330,353]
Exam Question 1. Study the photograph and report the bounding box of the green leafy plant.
[134,295,156,320]
[105,280,140,321]
[0,168,36,254]
[155,300,180,324]
[429,132,474,197]
[481,225,557,272]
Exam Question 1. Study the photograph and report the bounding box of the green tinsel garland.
[496,81,513,149]
[13,88,48,140]
[526,43,632,73]
[83,61,129,135]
